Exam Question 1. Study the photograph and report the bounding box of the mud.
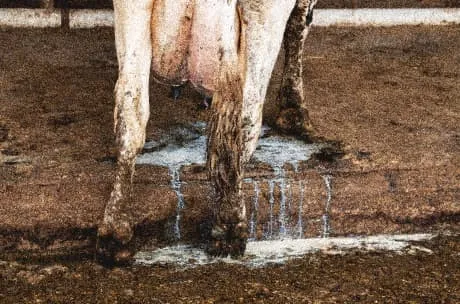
[0,234,458,303]
[0,24,459,304]
[1,25,459,252]
[0,7,459,303]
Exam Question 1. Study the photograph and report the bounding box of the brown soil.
[1,25,459,248]
[0,25,459,239]
[0,25,459,302]
[0,234,459,303]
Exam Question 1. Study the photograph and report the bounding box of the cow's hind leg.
[277,0,316,139]
[97,0,153,265]
[207,2,297,257]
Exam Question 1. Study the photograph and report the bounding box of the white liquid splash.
[322,175,333,238]
[169,167,184,240]
[248,180,260,241]
[297,180,305,238]
[136,123,322,241]
[135,234,435,268]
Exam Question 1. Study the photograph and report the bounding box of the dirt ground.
[0,234,458,303]
[0,24,459,303]
[1,25,458,246]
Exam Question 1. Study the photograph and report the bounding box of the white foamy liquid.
[249,180,260,240]
[135,234,435,268]
[136,136,207,168]
[136,123,322,241]
[322,175,333,238]
[169,167,184,240]
[298,180,304,238]
[252,136,320,169]
[250,136,321,240]
[137,127,320,170]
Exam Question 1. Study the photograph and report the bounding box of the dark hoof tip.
[276,107,315,140]
[96,229,135,267]
[206,240,247,259]
[206,222,247,259]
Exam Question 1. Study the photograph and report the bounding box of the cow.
[96,0,317,265]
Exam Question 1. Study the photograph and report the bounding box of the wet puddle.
[133,123,434,268]
[136,122,325,241]
[135,234,435,268]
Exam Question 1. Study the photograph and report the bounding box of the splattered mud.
[0,24,459,303]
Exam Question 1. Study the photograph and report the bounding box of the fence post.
[40,0,54,9]
[60,0,69,29]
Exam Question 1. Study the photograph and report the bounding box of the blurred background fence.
[0,0,458,9]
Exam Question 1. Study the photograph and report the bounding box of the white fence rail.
[69,9,113,28]
[0,8,459,28]
[314,8,460,26]
[0,8,61,28]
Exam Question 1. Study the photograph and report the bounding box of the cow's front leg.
[206,1,298,257]
[97,75,149,265]
[277,0,317,139]
[206,65,248,258]
[97,0,153,265]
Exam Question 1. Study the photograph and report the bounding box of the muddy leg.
[97,0,153,265]
[276,0,316,139]
[207,2,297,257]
[205,2,247,258]
[206,66,247,258]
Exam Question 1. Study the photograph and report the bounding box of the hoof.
[276,107,315,140]
[96,221,134,267]
[206,221,248,258]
